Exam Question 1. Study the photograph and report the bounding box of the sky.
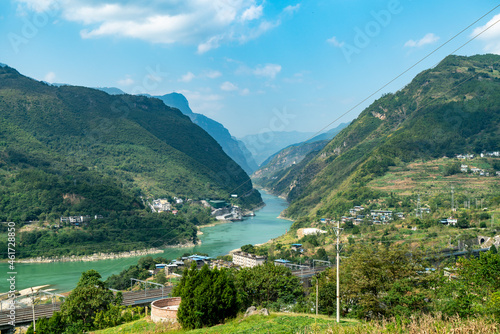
[1,0,500,138]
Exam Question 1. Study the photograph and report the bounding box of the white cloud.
[240,88,250,95]
[220,81,238,91]
[327,36,344,48]
[241,5,262,22]
[203,70,222,79]
[178,89,224,116]
[404,33,440,48]
[15,0,286,53]
[253,63,281,79]
[283,4,300,14]
[16,0,57,12]
[118,76,134,86]
[197,35,224,54]
[179,72,195,83]
[44,71,56,83]
[472,13,500,54]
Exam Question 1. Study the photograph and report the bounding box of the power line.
[228,4,500,195]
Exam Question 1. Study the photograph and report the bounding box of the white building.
[232,251,266,268]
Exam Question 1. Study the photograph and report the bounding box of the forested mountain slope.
[0,65,261,222]
[262,54,500,218]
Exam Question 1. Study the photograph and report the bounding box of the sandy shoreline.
[15,248,166,264]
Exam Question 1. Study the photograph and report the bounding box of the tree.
[172,263,238,329]
[234,262,303,310]
[60,270,115,331]
[338,244,428,319]
[155,269,167,285]
[240,244,256,253]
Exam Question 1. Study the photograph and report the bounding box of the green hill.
[258,54,500,218]
[0,65,261,257]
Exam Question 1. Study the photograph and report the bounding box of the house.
[370,210,393,219]
[60,215,92,225]
[456,154,474,159]
[447,217,458,226]
[232,251,266,268]
[274,259,291,267]
[302,228,327,235]
[396,212,405,219]
[152,199,171,212]
[470,167,481,173]
[496,171,500,177]
[291,244,303,251]
[460,164,468,172]
[349,206,365,216]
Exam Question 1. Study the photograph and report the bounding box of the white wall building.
[232,251,266,268]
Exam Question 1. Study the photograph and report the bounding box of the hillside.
[240,130,316,166]
[153,93,258,173]
[0,65,262,221]
[259,54,500,218]
[253,123,348,186]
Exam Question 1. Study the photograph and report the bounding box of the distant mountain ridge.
[239,131,316,166]
[253,123,348,184]
[151,93,258,174]
[94,89,259,173]
[259,54,500,218]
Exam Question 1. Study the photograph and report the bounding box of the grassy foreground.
[91,312,499,334]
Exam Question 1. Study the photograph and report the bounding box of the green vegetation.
[172,263,238,329]
[254,55,500,219]
[234,262,303,310]
[0,65,262,258]
[105,255,172,290]
[27,270,145,334]
[92,312,500,334]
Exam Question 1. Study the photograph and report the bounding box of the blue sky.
[1,0,500,137]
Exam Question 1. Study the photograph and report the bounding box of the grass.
[91,312,500,334]
[91,312,357,334]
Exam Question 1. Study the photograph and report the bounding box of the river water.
[0,190,290,293]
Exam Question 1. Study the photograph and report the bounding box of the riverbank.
[0,190,292,293]
[16,248,165,264]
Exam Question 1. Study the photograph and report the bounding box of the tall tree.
[235,262,303,310]
[60,270,115,330]
[173,263,238,329]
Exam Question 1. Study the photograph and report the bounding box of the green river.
[0,190,291,293]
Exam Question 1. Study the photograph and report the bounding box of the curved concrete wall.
[151,297,181,323]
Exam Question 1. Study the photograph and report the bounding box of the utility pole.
[417,194,422,218]
[316,278,319,316]
[332,220,343,323]
[31,288,36,334]
[451,186,454,213]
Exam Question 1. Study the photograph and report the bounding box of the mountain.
[253,123,348,185]
[0,65,262,222]
[153,93,258,174]
[239,131,316,166]
[260,54,500,218]
[96,87,126,95]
